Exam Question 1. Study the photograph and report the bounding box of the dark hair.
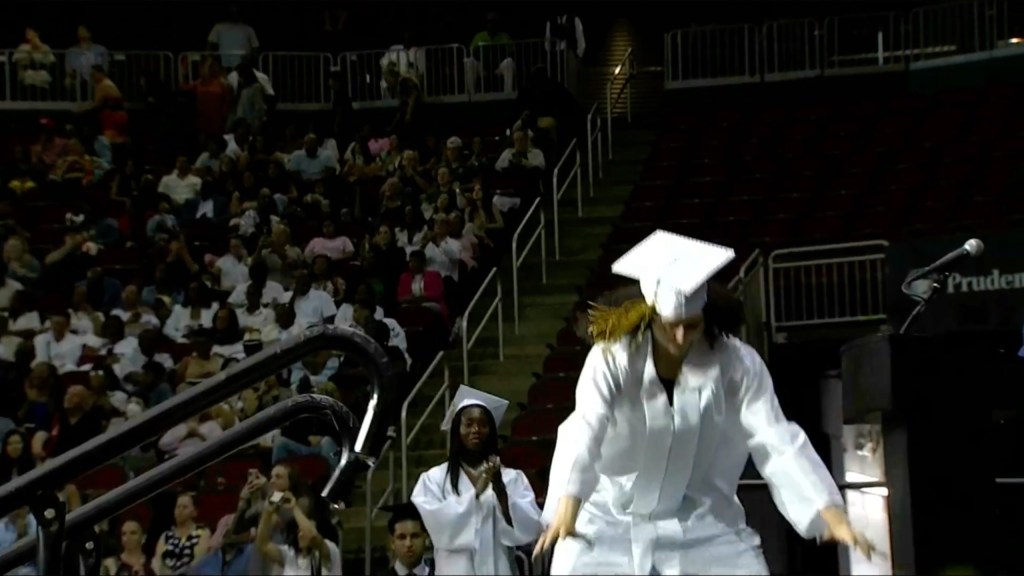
[386,502,424,535]
[0,429,35,483]
[580,281,744,348]
[445,404,499,495]
[212,307,242,345]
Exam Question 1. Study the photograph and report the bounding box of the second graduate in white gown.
[412,386,543,575]
[536,231,873,575]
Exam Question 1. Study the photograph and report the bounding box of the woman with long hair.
[535,231,873,575]
[0,428,35,483]
[411,386,543,574]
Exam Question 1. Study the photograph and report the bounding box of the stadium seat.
[509,407,572,441]
[527,376,576,409]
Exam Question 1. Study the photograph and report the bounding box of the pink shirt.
[303,236,355,261]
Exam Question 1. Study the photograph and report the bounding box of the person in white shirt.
[206,5,260,69]
[333,283,385,327]
[227,259,287,308]
[285,271,337,328]
[157,156,203,206]
[255,490,342,576]
[421,218,463,282]
[237,283,276,341]
[262,305,305,342]
[0,290,42,362]
[213,236,250,291]
[0,262,24,310]
[383,502,433,576]
[163,281,220,343]
[32,311,84,374]
[109,284,161,338]
[494,130,546,172]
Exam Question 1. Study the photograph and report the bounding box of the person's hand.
[308,435,323,447]
[533,496,583,559]
[488,456,507,496]
[185,419,200,437]
[464,460,497,498]
[279,491,296,510]
[820,506,876,559]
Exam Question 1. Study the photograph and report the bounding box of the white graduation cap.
[611,230,735,322]
[440,385,510,431]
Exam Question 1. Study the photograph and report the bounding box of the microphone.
[905,238,985,284]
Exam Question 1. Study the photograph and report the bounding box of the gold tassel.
[587,298,655,344]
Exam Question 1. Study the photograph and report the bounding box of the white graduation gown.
[542,333,844,576]
[412,463,543,575]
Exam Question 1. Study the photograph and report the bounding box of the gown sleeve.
[563,343,623,503]
[410,468,479,551]
[735,343,845,539]
[495,468,544,547]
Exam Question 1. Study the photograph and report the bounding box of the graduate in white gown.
[411,386,544,575]
[534,231,875,575]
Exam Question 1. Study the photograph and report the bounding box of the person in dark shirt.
[45,384,107,458]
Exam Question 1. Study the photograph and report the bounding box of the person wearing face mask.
[535,231,875,575]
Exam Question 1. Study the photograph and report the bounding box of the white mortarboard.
[440,385,510,431]
[611,230,735,322]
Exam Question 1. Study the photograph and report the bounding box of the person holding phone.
[255,489,341,575]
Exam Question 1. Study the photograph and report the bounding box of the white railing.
[664,25,761,89]
[461,268,504,388]
[908,0,1012,65]
[763,19,822,81]
[585,102,604,198]
[259,52,333,111]
[400,351,451,496]
[467,39,549,101]
[363,435,396,575]
[551,138,582,261]
[511,197,547,334]
[728,249,769,361]
[767,240,890,343]
[605,48,634,160]
[823,11,908,74]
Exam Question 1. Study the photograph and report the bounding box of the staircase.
[582,19,665,121]
[337,125,657,570]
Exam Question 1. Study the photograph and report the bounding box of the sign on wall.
[885,228,1024,335]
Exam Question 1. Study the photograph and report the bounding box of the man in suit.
[381,502,431,576]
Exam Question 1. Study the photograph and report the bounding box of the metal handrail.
[364,438,395,575]
[551,138,582,260]
[605,48,635,159]
[0,326,394,519]
[461,267,504,388]
[511,197,548,334]
[400,351,452,496]
[0,394,361,573]
[728,249,765,292]
[585,101,604,198]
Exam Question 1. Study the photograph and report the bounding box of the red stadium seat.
[202,455,264,488]
[73,464,129,497]
[196,488,241,528]
[554,325,585,348]
[527,376,576,409]
[500,439,555,472]
[509,407,572,441]
[280,455,331,491]
[541,349,587,376]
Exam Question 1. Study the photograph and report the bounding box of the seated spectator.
[110,284,161,337]
[422,218,463,291]
[194,138,227,176]
[0,290,42,362]
[285,270,337,328]
[422,185,457,224]
[32,310,85,374]
[309,255,336,298]
[181,178,230,227]
[101,519,154,576]
[0,429,36,484]
[3,237,40,287]
[83,316,145,376]
[495,129,546,172]
[465,183,504,245]
[363,223,407,303]
[449,212,479,271]
[158,404,234,458]
[237,282,276,341]
[352,302,411,371]
[37,384,107,459]
[262,304,303,342]
[77,267,123,312]
[228,258,287,308]
[152,492,211,575]
[212,236,250,292]
[380,178,408,227]
[211,307,246,360]
[141,262,185,309]
[334,282,384,327]
[256,373,294,411]
[397,250,448,323]
[397,150,430,200]
[255,225,303,289]
[67,284,104,336]
[254,487,342,575]
[287,133,338,183]
[303,219,355,262]
[0,507,37,575]
[175,333,223,387]
[383,503,430,576]
[145,199,181,245]
[0,261,24,310]
[163,281,219,343]
[48,139,104,187]
[18,363,60,441]
[158,156,203,206]
[442,136,478,184]
[395,206,427,257]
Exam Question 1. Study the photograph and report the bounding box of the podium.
[841,333,1016,574]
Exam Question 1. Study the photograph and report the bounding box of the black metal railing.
[0,325,397,575]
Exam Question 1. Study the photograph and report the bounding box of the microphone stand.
[898,271,950,335]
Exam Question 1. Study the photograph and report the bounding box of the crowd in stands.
[0,6,582,572]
